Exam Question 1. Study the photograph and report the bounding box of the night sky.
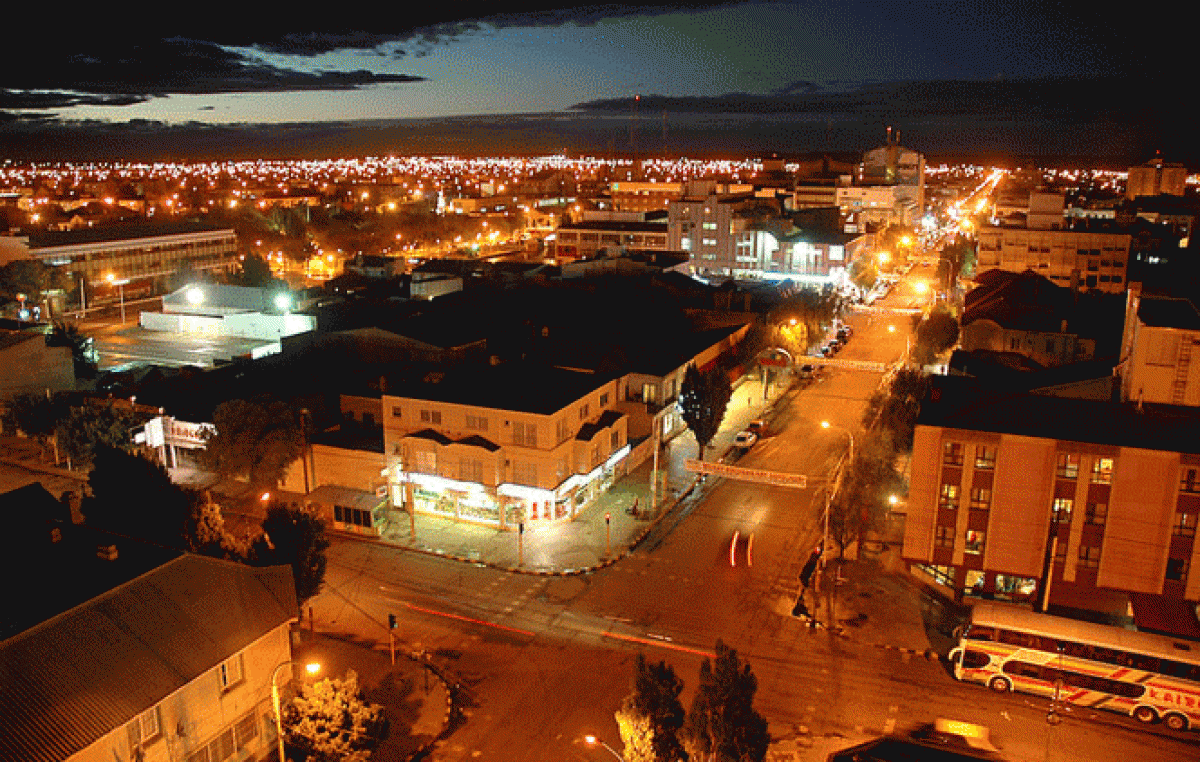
[0,3,1187,163]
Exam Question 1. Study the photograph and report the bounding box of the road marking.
[401,601,535,637]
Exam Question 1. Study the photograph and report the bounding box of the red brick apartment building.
[904,375,1200,637]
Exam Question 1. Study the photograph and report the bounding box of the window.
[233,710,259,750]
[186,729,236,762]
[599,392,610,407]
[1181,467,1200,494]
[1084,502,1108,526]
[1173,512,1198,538]
[579,404,590,421]
[1056,453,1079,480]
[970,487,991,510]
[512,461,538,485]
[414,450,437,473]
[935,525,955,548]
[1167,557,1190,583]
[419,409,442,425]
[391,406,402,418]
[1078,545,1101,569]
[943,441,964,466]
[465,414,489,432]
[974,446,996,470]
[334,505,375,528]
[610,430,621,451]
[127,706,161,751]
[219,653,244,690]
[939,483,960,510]
[1052,497,1074,524]
[513,421,537,447]
[460,458,483,483]
[964,529,986,555]
[1090,457,1113,484]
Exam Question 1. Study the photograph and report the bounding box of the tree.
[284,669,385,762]
[679,363,732,461]
[7,391,65,461]
[0,259,71,320]
[252,503,330,606]
[912,307,960,366]
[47,321,98,379]
[185,491,250,561]
[56,402,138,465]
[201,398,305,489]
[82,445,192,548]
[862,367,929,455]
[681,640,769,762]
[615,654,687,762]
[848,254,879,293]
[827,429,902,557]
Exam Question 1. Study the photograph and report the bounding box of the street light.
[819,420,855,568]
[584,734,625,761]
[271,660,320,762]
[106,272,129,324]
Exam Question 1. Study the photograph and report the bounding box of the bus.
[949,601,1200,732]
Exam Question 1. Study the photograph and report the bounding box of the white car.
[734,430,758,449]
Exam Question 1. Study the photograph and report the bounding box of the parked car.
[798,363,815,380]
[734,430,758,449]
[746,419,766,435]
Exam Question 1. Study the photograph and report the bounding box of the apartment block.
[904,376,1200,635]
[975,224,1132,293]
[383,363,629,529]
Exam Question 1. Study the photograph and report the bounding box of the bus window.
[965,625,995,641]
[1129,653,1160,672]
[1002,660,1044,679]
[961,650,991,669]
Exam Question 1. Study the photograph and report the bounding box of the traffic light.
[387,613,397,630]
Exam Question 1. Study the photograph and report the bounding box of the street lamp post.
[584,734,625,761]
[106,273,129,324]
[819,421,855,568]
[271,660,320,762]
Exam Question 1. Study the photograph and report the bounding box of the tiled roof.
[0,555,297,762]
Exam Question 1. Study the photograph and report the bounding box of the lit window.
[970,487,991,510]
[964,530,986,555]
[943,442,964,466]
[1090,457,1114,484]
[1056,453,1079,479]
[1174,512,1197,538]
[974,446,996,470]
[1052,497,1073,524]
[939,483,960,510]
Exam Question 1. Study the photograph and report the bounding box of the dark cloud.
[0,38,424,113]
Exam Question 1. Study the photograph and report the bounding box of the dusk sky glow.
[0,2,1186,162]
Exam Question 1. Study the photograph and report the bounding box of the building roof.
[1137,295,1200,331]
[918,375,1200,455]
[24,220,234,250]
[384,361,616,415]
[576,409,625,441]
[556,220,667,233]
[0,554,297,762]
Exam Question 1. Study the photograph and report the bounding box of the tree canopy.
[615,654,687,762]
[201,398,305,488]
[679,363,732,461]
[912,307,960,366]
[252,503,330,606]
[681,640,769,762]
[284,669,384,762]
[46,321,98,379]
[82,446,193,549]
